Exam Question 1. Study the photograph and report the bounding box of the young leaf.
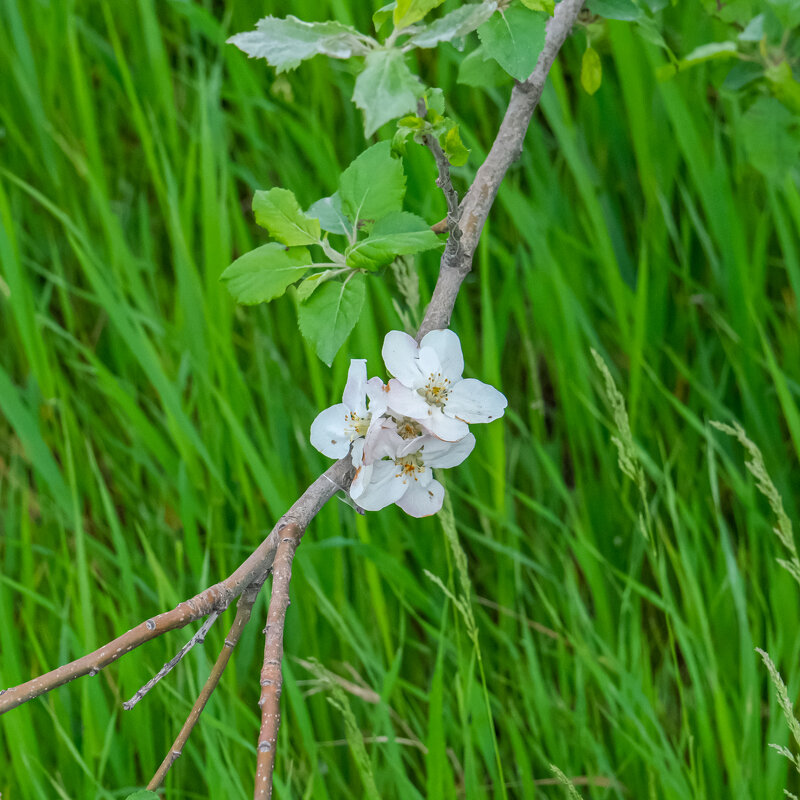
[441,125,469,166]
[393,0,445,30]
[295,271,329,301]
[457,45,512,88]
[581,47,602,95]
[125,793,159,800]
[345,211,442,268]
[307,193,353,236]
[373,3,397,34]
[221,244,312,304]
[298,274,367,365]
[586,0,642,20]
[519,0,555,14]
[228,16,372,73]
[339,142,406,228]
[740,98,800,184]
[477,2,547,82]
[353,50,425,137]
[407,2,499,48]
[253,188,321,246]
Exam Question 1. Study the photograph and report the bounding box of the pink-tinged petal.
[382,330,424,388]
[351,461,407,511]
[310,404,350,458]
[420,406,470,442]
[342,359,368,415]
[365,377,388,418]
[384,379,430,419]
[446,379,507,424]
[420,329,464,382]
[419,432,475,468]
[395,478,444,517]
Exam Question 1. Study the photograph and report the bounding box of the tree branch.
[417,0,585,339]
[254,525,302,799]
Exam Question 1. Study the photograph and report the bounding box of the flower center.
[346,412,370,440]
[395,416,423,440]
[394,452,425,481]
[418,372,451,407]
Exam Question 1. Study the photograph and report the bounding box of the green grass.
[1,1,799,798]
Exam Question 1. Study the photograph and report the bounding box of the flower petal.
[382,330,424,388]
[384,379,430,419]
[350,437,365,467]
[342,359,368,414]
[420,329,464,382]
[419,432,475,468]
[363,421,404,463]
[310,403,350,458]
[420,406,470,442]
[351,460,408,511]
[365,377,389,418]
[396,478,444,517]
[446,378,507,424]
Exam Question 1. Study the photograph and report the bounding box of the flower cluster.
[310,329,507,517]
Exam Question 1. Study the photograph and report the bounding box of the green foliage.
[221,244,314,304]
[580,46,602,95]
[345,212,442,269]
[338,141,406,226]
[124,792,159,800]
[393,0,445,29]
[740,98,800,183]
[407,2,499,48]
[253,188,321,246]
[477,1,548,81]
[587,0,642,21]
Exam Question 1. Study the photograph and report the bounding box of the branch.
[254,525,302,799]
[417,0,585,339]
[0,460,352,715]
[146,574,270,791]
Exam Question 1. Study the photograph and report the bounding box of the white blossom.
[381,329,507,441]
[309,359,386,464]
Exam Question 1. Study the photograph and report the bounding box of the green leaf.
[407,2,499,48]
[581,47,602,95]
[307,193,353,236]
[125,793,159,800]
[373,2,397,34]
[345,211,442,268]
[339,142,406,229]
[721,61,763,91]
[739,14,765,41]
[353,50,424,137]
[393,0,445,30]
[425,87,445,116]
[519,0,555,14]
[441,125,469,166]
[298,274,367,365]
[586,0,642,20]
[253,188,321,246]
[740,97,800,183]
[295,271,329,301]
[477,2,547,82]
[657,41,739,81]
[221,244,312,304]
[457,45,512,88]
[767,0,800,29]
[228,16,372,73]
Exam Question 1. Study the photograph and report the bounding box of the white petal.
[417,346,442,381]
[350,438,365,468]
[382,330,424,388]
[419,405,470,442]
[396,478,444,517]
[342,359,368,414]
[420,433,475,468]
[384,380,430,419]
[446,379,507,424]
[420,329,464,382]
[363,422,404,463]
[310,404,350,459]
[365,377,389,418]
[351,461,408,511]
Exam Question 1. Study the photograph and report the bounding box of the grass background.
[1,1,799,798]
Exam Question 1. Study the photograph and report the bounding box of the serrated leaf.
[477,2,547,82]
[253,188,321,246]
[298,274,367,365]
[307,193,353,236]
[394,0,445,30]
[295,271,328,301]
[345,211,442,268]
[221,244,312,304]
[519,0,555,14]
[353,50,424,137]
[457,45,512,87]
[581,47,602,95]
[407,2,498,48]
[740,97,800,183]
[425,87,445,115]
[227,16,372,73]
[125,792,159,800]
[586,0,642,20]
[339,142,406,229]
[441,125,469,166]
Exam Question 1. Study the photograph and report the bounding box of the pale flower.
[350,430,475,517]
[310,359,386,464]
[381,329,507,441]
